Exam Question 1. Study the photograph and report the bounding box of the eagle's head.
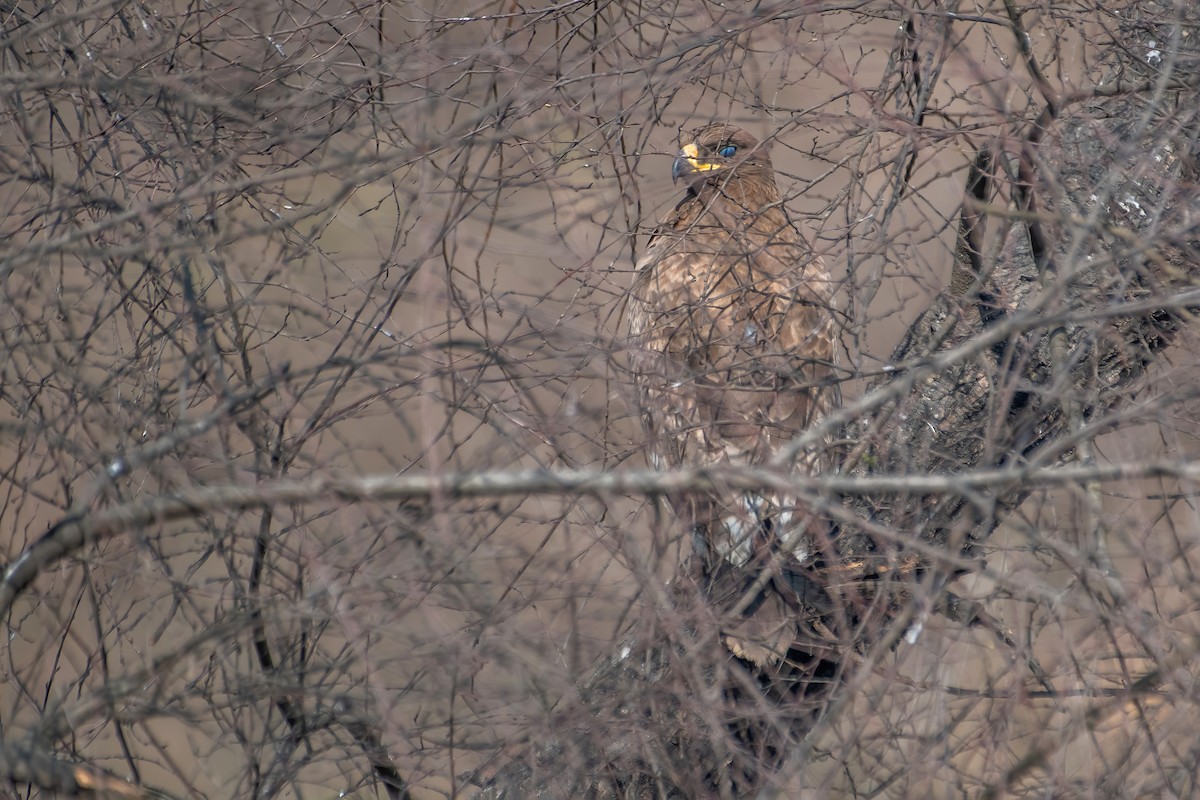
[671,124,775,191]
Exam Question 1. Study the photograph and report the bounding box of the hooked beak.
[671,142,721,184]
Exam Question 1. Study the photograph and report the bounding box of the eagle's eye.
[718,144,738,158]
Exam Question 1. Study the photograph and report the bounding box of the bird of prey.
[625,123,839,664]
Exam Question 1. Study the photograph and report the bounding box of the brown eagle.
[625,123,840,664]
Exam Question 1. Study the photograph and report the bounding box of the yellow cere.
[680,142,722,172]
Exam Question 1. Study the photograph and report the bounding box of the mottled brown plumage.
[625,124,839,664]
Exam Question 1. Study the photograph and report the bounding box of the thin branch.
[7,457,1200,619]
